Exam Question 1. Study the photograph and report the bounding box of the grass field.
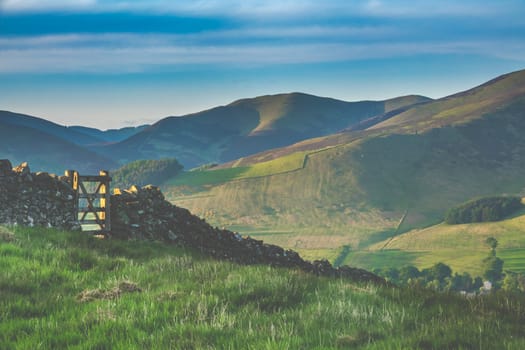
[342,213,525,275]
[2,225,525,349]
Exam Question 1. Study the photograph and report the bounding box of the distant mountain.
[0,121,116,174]
[166,69,525,258]
[102,93,431,168]
[0,110,104,146]
[70,125,149,144]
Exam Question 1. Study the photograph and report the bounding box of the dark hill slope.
[0,110,104,146]
[0,122,116,174]
[104,93,430,168]
[70,125,149,144]
[168,69,525,251]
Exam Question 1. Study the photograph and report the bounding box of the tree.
[482,256,504,283]
[502,272,525,293]
[383,267,400,282]
[502,272,519,292]
[429,262,452,282]
[112,158,183,188]
[398,265,420,282]
[445,196,522,224]
[485,237,498,256]
[447,272,474,292]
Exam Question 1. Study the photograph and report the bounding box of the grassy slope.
[166,69,525,264]
[2,226,525,349]
[370,69,525,133]
[344,209,525,276]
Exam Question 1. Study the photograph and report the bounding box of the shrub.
[444,196,523,224]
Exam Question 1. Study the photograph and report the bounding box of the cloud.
[1,1,523,74]
[0,0,96,12]
[0,24,399,49]
[360,0,506,17]
[1,33,524,74]
[2,0,519,20]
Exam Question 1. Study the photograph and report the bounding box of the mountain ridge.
[101,92,431,168]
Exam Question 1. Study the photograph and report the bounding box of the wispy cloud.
[2,0,520,20]
[1,0,524,75]
[360,0,514,18]
[1,0,96,12]
[0,24,400,49]
[2,34,523,74]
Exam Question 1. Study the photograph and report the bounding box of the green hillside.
[2,226,524,349]
[166,69,525,263]
[370,69,525,132]
[105,93,430,168]
[345,208,525,276]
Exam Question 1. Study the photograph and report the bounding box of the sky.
[1,0,524,129]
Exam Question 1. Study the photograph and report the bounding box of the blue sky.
[1,0,524,129]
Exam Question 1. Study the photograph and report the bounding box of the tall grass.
[1,226,525,349]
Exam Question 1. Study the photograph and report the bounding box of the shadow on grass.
[358,229,396,248]
[12,226,202,263]
[345,250,422,271]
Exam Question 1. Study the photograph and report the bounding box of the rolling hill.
[0,110,139,173]
[102,93,431,168]
[0,110,104,146]
[0,111,149,174]
[346,206,525,276]
[0,93,429,174]
[70,124,149,144]
[0,121,117,174]
[166,69,525,263]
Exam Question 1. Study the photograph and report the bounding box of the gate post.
[99,170,111,232]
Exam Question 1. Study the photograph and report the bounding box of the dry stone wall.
[0,159,78,229]
[0,159,385,284]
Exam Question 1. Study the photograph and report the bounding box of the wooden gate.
[65,170,111,233]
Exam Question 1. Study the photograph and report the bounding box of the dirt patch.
[0,226,15,242]
[77,281,142,302]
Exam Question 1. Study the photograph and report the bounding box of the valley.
[2,69,525,277]
[3,2,525,348]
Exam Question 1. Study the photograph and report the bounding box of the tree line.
[374,237,525,294]
[445,196,523,225]
[111,158,183,189]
